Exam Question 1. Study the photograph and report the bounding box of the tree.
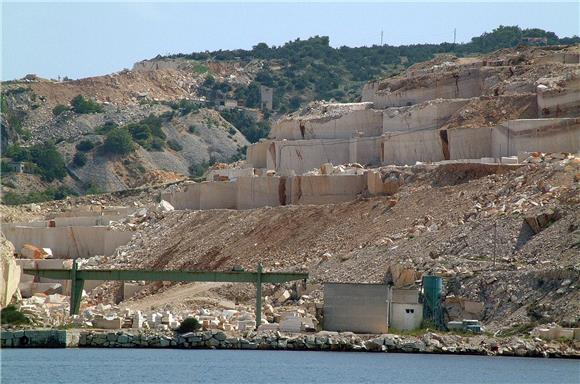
[5,144,30,161]
[52,104,69,116]
[244,82,261,108]
[29,143,67,181]
[103,128,134,155]
[203,75,216,88]
[289,96,302,111]
[75,140,95,152]
[72,152,87,167]
[176,317,201,333]
[70,95,103,114]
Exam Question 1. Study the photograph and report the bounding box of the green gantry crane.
[23,262,308,329]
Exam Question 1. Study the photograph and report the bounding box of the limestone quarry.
[1,45,579,351]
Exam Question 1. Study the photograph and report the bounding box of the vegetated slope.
[160,26,579,110]
[2,25,578,203]
[1,86,249,198]
[103,160,580,329]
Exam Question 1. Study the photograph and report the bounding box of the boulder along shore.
[2,329,579,358]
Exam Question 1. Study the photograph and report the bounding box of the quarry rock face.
[1,45,578,345]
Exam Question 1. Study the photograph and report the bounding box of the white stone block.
[501,156,518,164]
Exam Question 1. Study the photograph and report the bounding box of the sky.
[2,1,579,80]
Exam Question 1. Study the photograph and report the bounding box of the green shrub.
[2,186,77,205]
[95,121,118,135]
[203,75,215,88]
[5,143,67,180]
[29,143,67,181]
[167,139,183,151]
[5,144,30,161]
[149,137,165,151]
[127,123,152,144]
[289,96,302,111]
[123,114,166,150]
[229,146,247,162]
[72,152,87,167]
[159,111,175,121]
[70,95,103,114]
[176,317,201,333]
[220,109,270,143]
[228,127,237,135]
[189,161,209,178]
[188,125,198,134]
[175,99,200,116]
[103,128,134,155]
[52,104,69,116]
[1,160,13,175]
[192,62,208,74]
[75,140,95,152]
[85,183,104,195]
[0,305,30,325]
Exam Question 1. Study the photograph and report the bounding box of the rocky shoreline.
[2,329,578,358]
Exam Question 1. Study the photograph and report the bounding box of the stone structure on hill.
[163,45,579,211]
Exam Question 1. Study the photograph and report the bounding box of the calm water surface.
[1,349,579,384]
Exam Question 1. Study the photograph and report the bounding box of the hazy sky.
[2,1,579,80]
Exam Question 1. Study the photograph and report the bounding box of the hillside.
[1,25,578,204]
[81,155,580,330]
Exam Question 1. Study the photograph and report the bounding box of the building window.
[405,309,415,314]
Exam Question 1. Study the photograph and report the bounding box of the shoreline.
[1,329,578,359]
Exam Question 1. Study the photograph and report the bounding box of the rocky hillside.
[1,76,249,199]
[88,155,579,331]
[2,26,578,203]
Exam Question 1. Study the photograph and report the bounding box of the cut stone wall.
[161,183,199,210]
[383,99,470,133]
[363,68,500,108]
[448,127,493,160]
[537,78,580,118]
[162,174,368,210]
[265,137,382,175]
[246,140,271,169]
[198,182,237,210]
[236,176,284,209]
[268,139,351,175]
[206,167,254,181]
[1,215,126,232]
[350,137,383,167]
[271,108,383,140]
[382,130,445,165]
[2,226,132,259]
[288,175,366,205]
[16,259,73,296]
[491,118,580,158]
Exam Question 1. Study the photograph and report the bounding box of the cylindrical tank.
[422,275,444,329]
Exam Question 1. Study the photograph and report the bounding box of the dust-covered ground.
[91,157,580,330]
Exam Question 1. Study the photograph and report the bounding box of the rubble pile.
[84,157,579,330]
[106,200,174,232]
[304,162,366,176]
[17,294,70,327]
[4,329,577,358]
[287,101,373,120]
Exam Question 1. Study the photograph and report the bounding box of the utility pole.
[453,28,457,45]
[381,30,384,46]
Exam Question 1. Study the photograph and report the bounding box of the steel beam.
[22,263,308,330]
[255,263,263,328]
[23,268,307,284]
